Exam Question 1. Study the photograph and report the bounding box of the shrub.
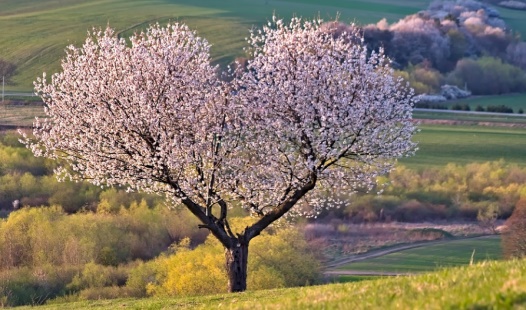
[502,199,526,258]
[0,266,80,307]
[0,205,205,269]
[144,223,320,297]
[486,105,514,113]
[451,103,470,111]
[0,59,16,81]
[395,64,444,95]
[447,57,526,95]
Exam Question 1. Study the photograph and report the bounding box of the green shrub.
[143,222,320,297]
[0,266,79,307]
[447,57,526,95]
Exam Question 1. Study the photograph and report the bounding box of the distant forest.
[350,0,526,96]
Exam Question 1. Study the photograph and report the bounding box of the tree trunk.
[225,241,248,292]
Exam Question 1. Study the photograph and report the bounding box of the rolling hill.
[3,0,525,91]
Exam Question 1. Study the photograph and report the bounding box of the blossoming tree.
[24,17,416,292]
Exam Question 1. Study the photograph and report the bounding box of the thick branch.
[167,177,232,248]
[244,172,317,241]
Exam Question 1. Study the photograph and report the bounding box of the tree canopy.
[23,16,416,292]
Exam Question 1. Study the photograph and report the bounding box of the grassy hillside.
[339,236,502,273]
[0,0,429,91]
[400,124,526,168]
[3,0,526,92]
[15,258,526,309]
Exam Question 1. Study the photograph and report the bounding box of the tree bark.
[225,240,249,292]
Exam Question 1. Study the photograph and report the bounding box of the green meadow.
[3,0,526,91]
[2,103,526,169]
[0,0,429,91]
[400,124,526,168]
[14,258,526,310]
[338,236,502,274]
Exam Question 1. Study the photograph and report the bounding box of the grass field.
[400,124,526,168]
[14,258,526,309]
[2,103,526,168]
[496,4,526,39]
[0,0,430,91]
[438,93,526,113]
[338,236,502,273]
[2,0,526,92]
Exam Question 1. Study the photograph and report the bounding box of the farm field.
[496,5,526,39]
[413,110,526,123]
[2,0,526,91]
[337,236,502,274]
[400,124,526,168]
[2,102,526,168]
[438,93,526,113]
[0,0,429,91]
[0,103,45,127]
[14,258,526,310]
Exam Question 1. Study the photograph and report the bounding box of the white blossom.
[22,17,416,246]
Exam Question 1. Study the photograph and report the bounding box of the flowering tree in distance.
[24,17,416,292]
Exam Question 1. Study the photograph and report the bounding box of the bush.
[447,57,526,95]
[0,266,80,307]
[0,205,205,269]
[67,262,127,291]
[451,103,470,111]
[502,199,526,258]
[144,223,321,297]
[395,64,444,95]
[486,105,514,113]
[414,101,448,109]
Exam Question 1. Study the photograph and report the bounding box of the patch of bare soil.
[418,118,526,128]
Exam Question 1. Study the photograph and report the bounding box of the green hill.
[15,258,526,309]
[2,0,526,91]
[0,0,428,91]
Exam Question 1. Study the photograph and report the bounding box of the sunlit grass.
[339,236,502,273]
[401,124,526,168]
[0,0,431,91]
[15,258,526,309]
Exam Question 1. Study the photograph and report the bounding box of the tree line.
[333,161,526,223]
[352,0,526,96]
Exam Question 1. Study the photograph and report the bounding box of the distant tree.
[0,59,16,81]
[23,18,415,292]
[476,202,499,234]
[447,57,526,95]
[506,42,526,70]
[502,199,526,258]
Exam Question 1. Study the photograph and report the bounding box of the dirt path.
[323,235,495,276]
